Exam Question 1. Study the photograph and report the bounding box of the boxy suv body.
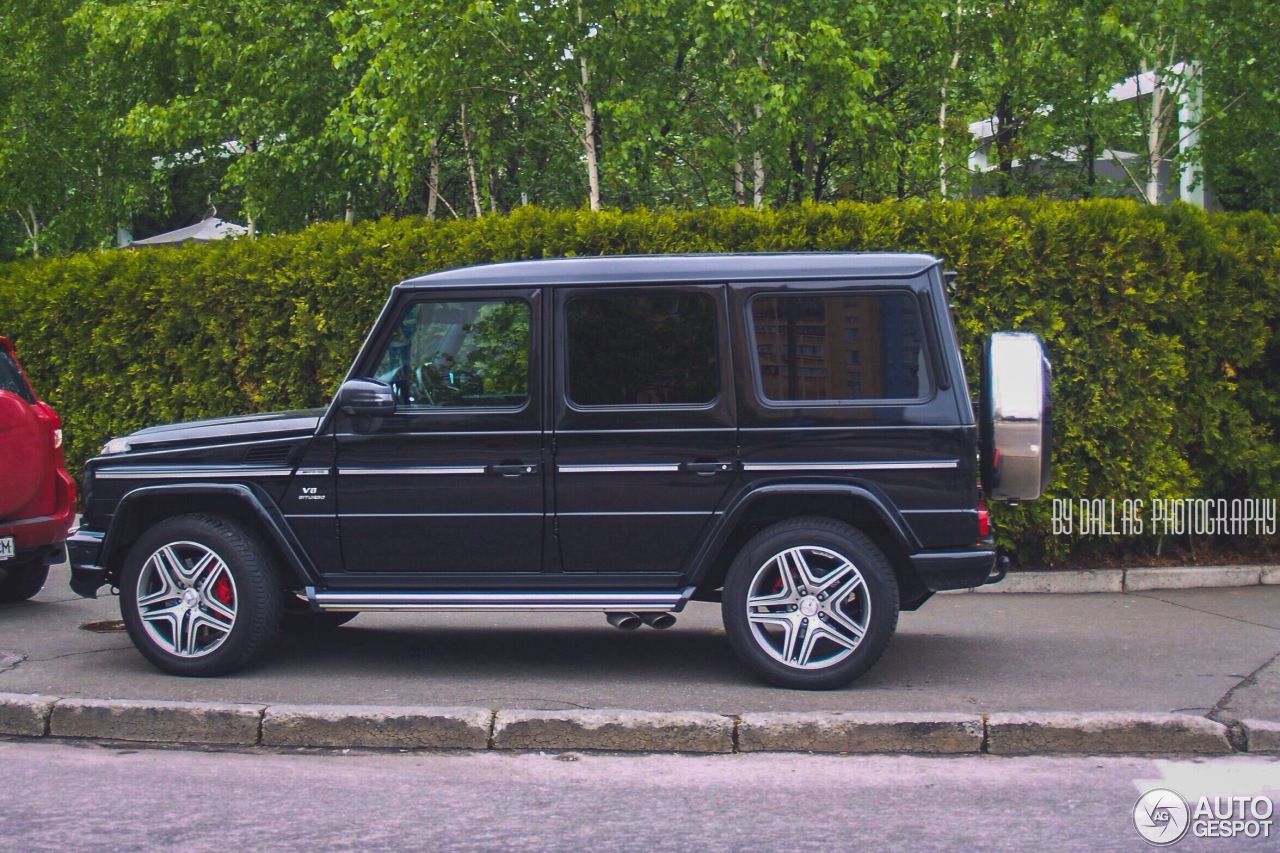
[68,254,1050,688]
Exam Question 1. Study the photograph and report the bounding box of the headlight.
[101,437,132,455]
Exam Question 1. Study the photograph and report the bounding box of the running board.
[305,586,697,613]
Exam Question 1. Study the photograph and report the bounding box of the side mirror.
[980,332,1052,502]
[338,378,397,417]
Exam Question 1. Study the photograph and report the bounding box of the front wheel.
[119,514,283,676]
[722,517,899,690]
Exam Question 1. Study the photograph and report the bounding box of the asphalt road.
[1,741,1277,852]
[1,563,1277,719]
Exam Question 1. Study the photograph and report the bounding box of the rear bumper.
[0,470,77,551]
[909,548,999,592]
[67,528,109,598]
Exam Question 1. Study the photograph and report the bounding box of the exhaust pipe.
[638,612,676,630]
[606,612,642,630]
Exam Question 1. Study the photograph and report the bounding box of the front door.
[335,290,545,578]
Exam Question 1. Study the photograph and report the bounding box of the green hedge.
[2,200,1277,564]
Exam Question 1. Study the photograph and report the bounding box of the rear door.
[551,284,737,577]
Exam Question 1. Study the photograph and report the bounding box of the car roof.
[398,252,940,289]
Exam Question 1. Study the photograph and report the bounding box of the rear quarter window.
[749,291,931,403]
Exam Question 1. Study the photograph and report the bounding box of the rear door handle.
[683,460,734,476]
[492,462,540,477]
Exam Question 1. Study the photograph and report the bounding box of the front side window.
[374,299,530,409]
[751,292,929,402]
[566,292,718,407]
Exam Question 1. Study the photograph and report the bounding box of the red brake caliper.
[212,574,235,613]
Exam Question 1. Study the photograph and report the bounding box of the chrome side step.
[306,586,697,613]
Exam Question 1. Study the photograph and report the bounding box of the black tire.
[721,517,899,690]
[119,513,283,676]
[281,596,358,631]
[0,558,49,603]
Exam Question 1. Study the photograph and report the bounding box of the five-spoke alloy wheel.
[723,517,899,689]
[134,540,238,658]
[120,514,283,676]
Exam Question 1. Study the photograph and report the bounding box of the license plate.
[0,537,13,561]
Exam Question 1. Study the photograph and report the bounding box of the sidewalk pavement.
[1,563,1277,755]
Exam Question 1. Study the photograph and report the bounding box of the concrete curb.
[493,710,733,753]
[1241,719,1280,754]
[985,712,1233,755]
[737,712,983,754]
[947,564,1280,594]
[263,704,492,750]
[49,697,264,745]
[2,693,1274,756]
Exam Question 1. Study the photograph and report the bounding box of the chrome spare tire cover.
[981,331,1052,501]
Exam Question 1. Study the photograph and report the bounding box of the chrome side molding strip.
[339,466,487,476]
[95,467,293,480]
[558,464,682,474]
[741,460,959,472]
[307,586,697,613]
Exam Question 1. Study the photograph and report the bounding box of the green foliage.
[1,201,1276,564]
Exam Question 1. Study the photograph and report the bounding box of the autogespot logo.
[1134,788,1191,846]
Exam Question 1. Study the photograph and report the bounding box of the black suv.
[69,254,1050,689]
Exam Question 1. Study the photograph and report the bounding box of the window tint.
[567,292,718,407]
[751,292,928,402]
[0,351,34,403]
[374,299,530,409]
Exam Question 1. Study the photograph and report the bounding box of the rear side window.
[750,291,929,403]
[566,292,719,407]
[0,350,34,403]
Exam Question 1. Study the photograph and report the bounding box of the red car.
[0,336,76,602]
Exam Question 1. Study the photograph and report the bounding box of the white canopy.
[130,217,247,247]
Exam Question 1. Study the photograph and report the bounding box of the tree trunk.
[1145,67,1165,205]
[577,0,601,211]
[427,139,440,220]
[939,44,961,199]
[752,152,765,208]
[752,55,766,208]
[344,192,355,226]
[801,134,817,200]
[461,103,483,217]
[246,212,257,239]
[994,91,1016,197]
[733,122,746,206]
[16,205,40,257]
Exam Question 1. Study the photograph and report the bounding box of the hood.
[124,408,324,450]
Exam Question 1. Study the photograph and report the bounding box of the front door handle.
[492,462,540,477]
[683,460,734,476]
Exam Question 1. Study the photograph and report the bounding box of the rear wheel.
[722,517,899,690]
[119,514,283,676]
[0,558,49,603]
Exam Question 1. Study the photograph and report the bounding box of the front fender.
[97,483,319,589]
